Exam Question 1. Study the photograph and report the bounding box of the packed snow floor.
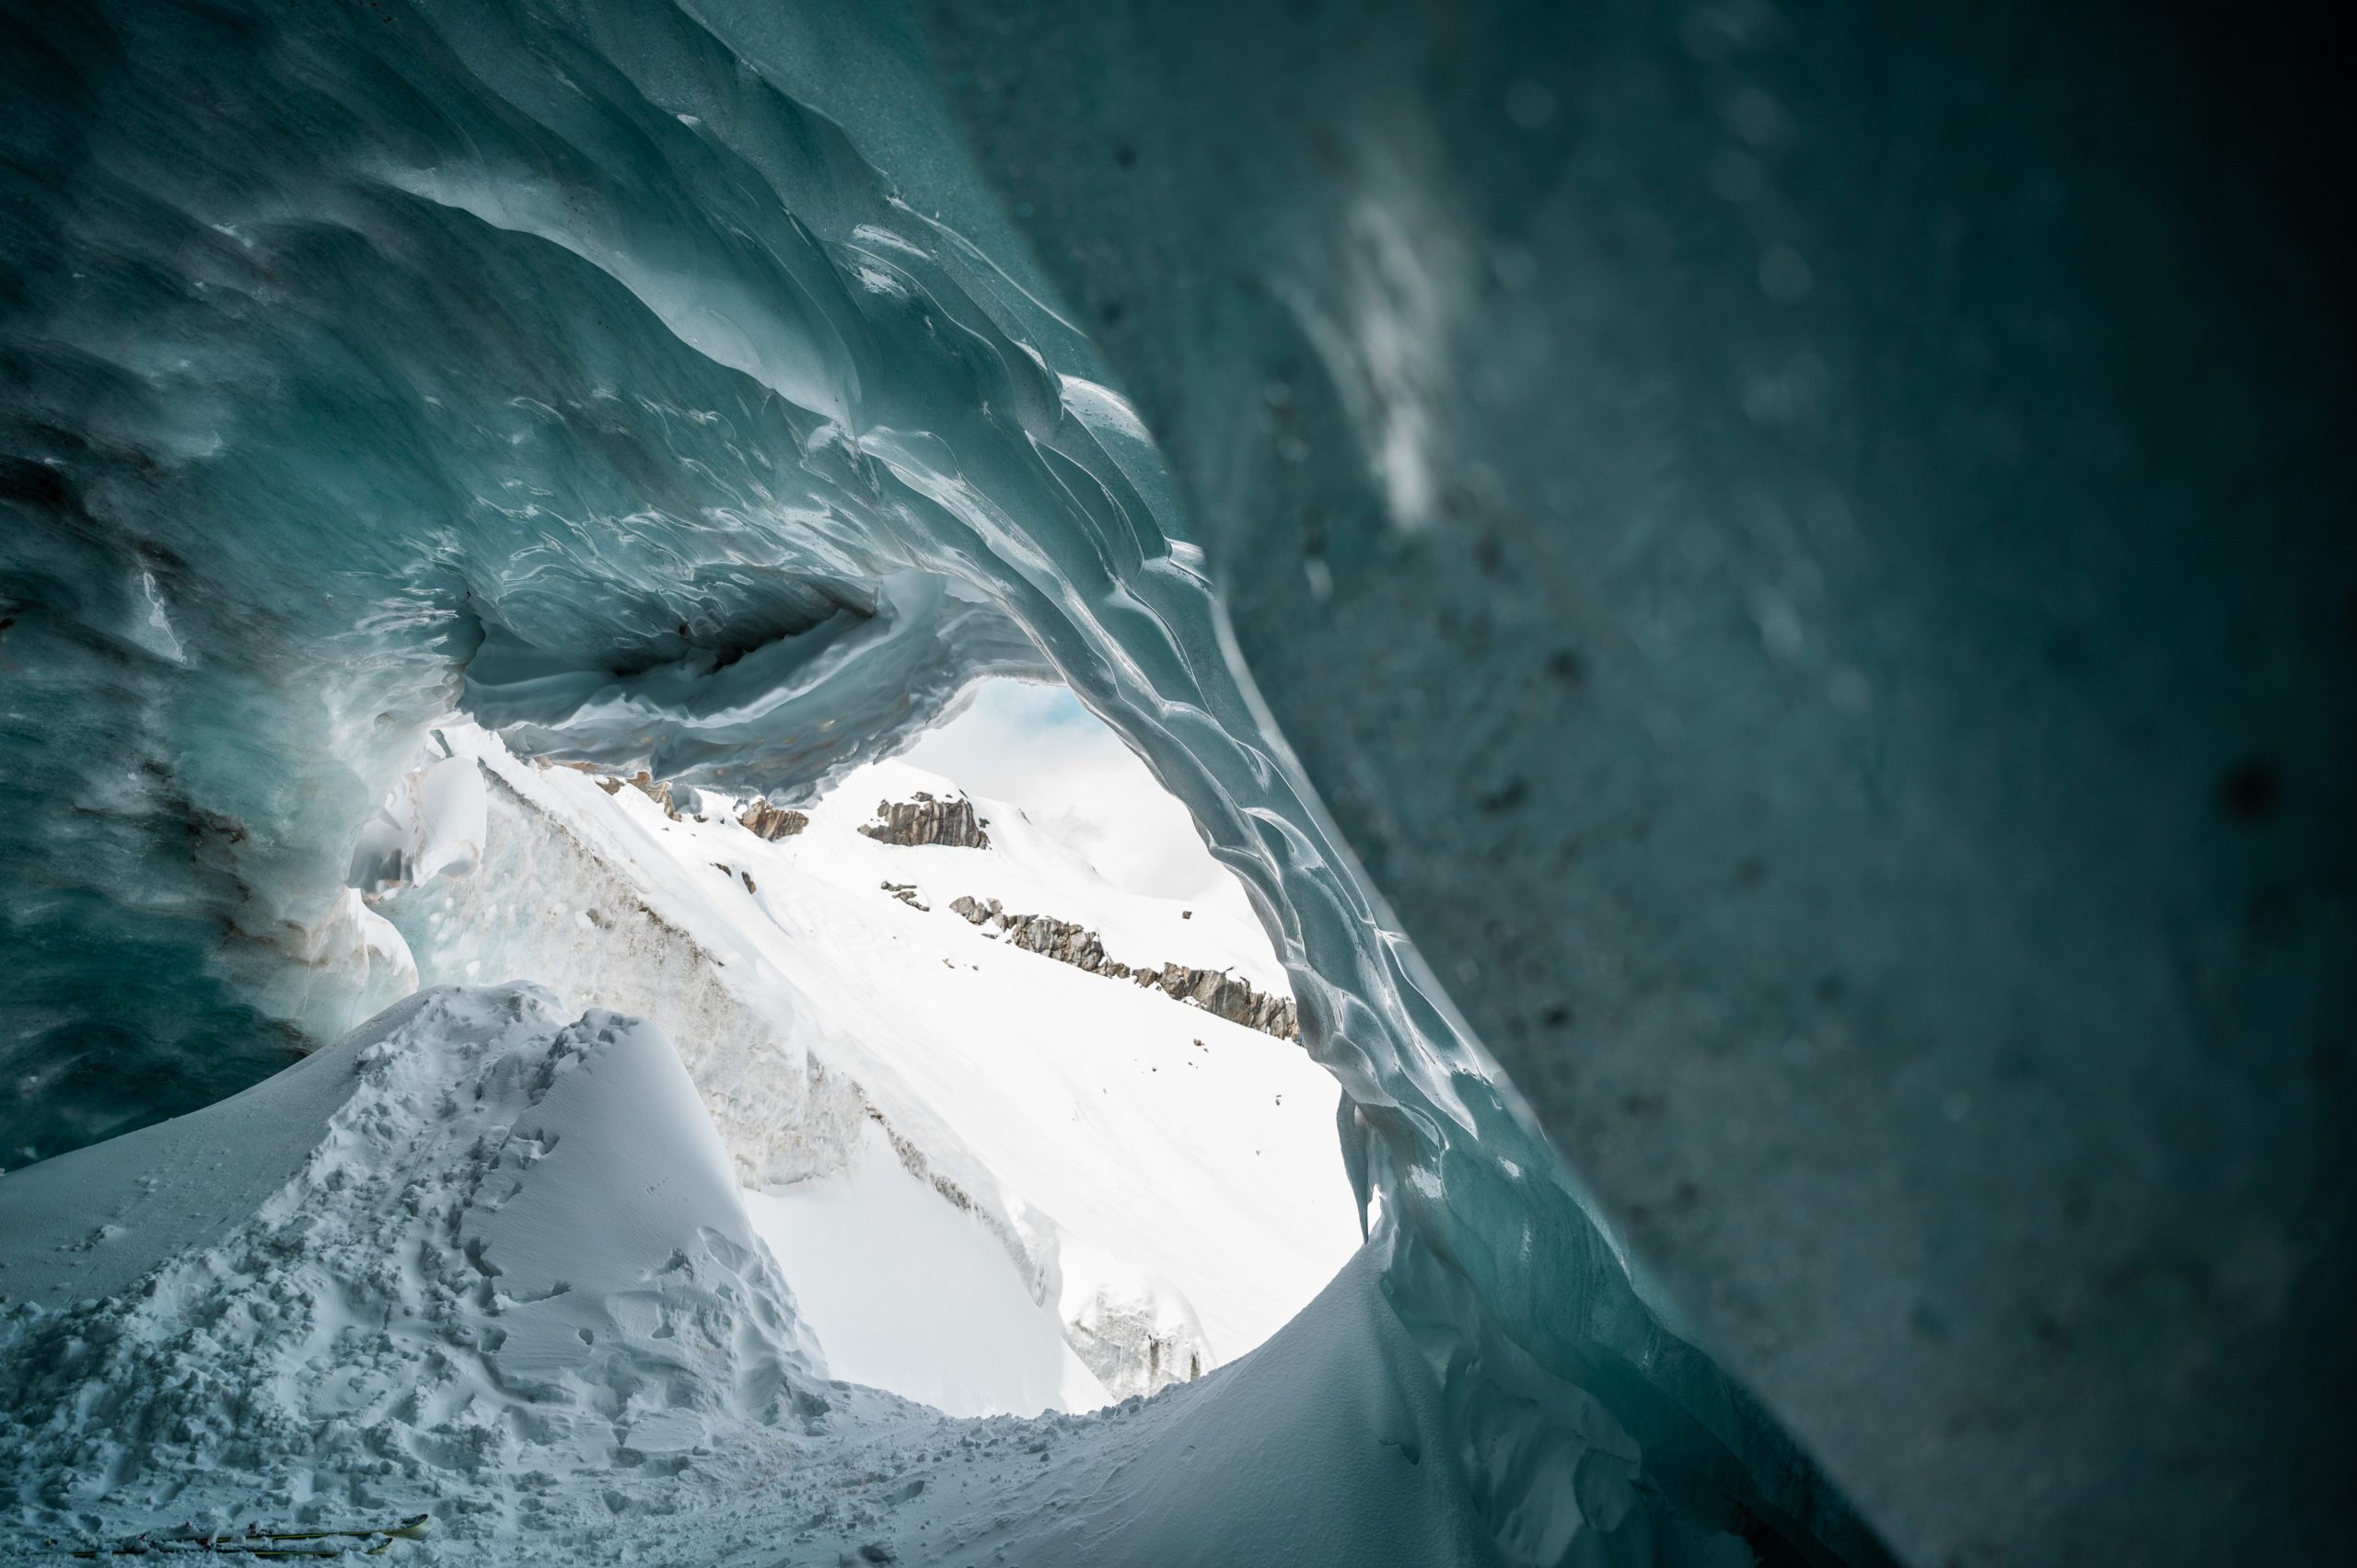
[0,984,1480,1566]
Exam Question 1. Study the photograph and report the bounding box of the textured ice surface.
[913,2,2357,1562]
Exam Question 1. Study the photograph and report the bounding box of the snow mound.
[0,985,825,1545]
[705,1249,1500,1568]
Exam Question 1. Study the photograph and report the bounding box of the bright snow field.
[372,689,1356,1419]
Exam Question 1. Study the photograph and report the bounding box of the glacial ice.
[348,752,488,893]
[0,0,1908,1562]
[907,6,2357,1562]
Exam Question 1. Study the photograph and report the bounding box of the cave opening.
[363,678,1360,1420]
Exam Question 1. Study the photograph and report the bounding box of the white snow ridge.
[0,984,830,1550]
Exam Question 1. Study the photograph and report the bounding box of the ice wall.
[913,2,2357,1562]
[0,0,2082,1562]
[1,0,1073,1155]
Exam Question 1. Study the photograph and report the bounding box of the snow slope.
[714,755,1345,1364]
[0,984,830,1553]
[376,726,1356,1414]
[741,1121,1108,1420]
[0,982,1484,1566]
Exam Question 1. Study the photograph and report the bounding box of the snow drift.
[0,984,826,1550]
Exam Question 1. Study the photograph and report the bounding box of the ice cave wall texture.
[1,1,2350,1565]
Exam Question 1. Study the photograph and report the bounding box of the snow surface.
[0,984,830,1554]
[0,732,1461,1562]
[741,1121,1109,1420]
[0,981,1479,1564]
[0,717,1741,1563]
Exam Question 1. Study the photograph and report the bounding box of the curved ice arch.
[0,2,1879,1562]
[465,570,1051,796]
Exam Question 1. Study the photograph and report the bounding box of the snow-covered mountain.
[366,725,1358,1420]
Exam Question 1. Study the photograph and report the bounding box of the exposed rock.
[860,791,990,849]
[1134,961,1298,1040]
[592,769,680,819]
[1003,911,1113,975]
[880,880,930,911]
[950,894,1296,1040]
[738,800,809,840]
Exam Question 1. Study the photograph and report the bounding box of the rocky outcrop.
[1140,961,1297,1040]
[738,800,809,840]
[881,879,930,911]
[948,895,1298,1040]
[587,768,680,819]
[860,791,989,849]
[964,900,1121,975]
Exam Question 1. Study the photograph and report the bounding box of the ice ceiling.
[2,0,2350,1564]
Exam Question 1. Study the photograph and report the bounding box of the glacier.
[2,0,2350,1563]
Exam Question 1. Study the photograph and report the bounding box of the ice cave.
[0,1,2350,1564]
